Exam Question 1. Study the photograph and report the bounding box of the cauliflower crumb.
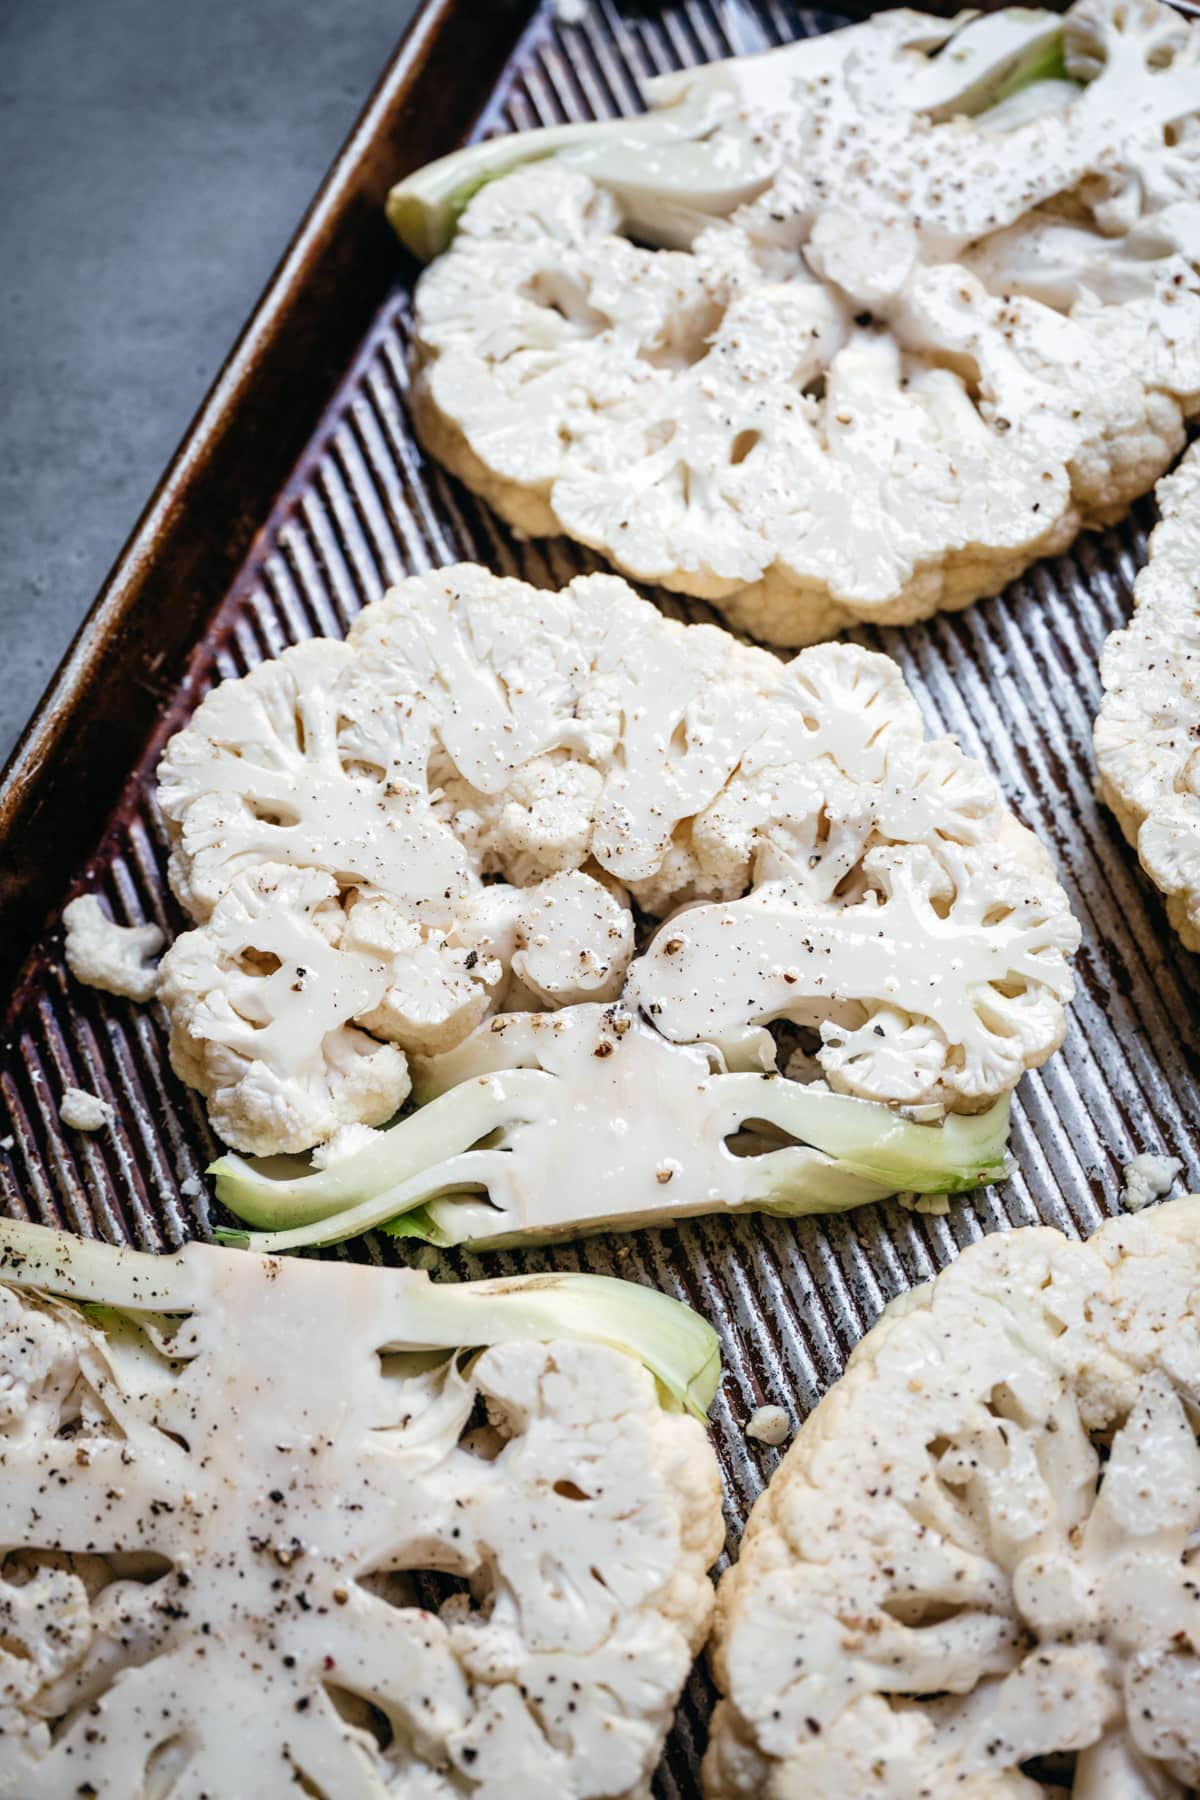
[59,1088,114,1133]
[1120,1152,1182,1213]
[897,1190,952,1217]
[179,1173,205,1200]
[63,894,163,1003]
[311,1123,382,1169]
[552,0,587,20]
[746,1405,792,1446]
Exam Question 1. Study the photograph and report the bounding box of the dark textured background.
[0,0,419,762]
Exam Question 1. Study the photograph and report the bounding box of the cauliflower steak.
[705,1198,1200,1797]
[400,0,1200,645]
[156,564,1079,1243]
[0,1219,723,1799]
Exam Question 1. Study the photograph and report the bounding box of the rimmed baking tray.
[2,1,1198,1789]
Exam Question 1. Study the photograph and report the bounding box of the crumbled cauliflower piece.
[404,0,1200,645]
[745,1406,791,1446]
[706,1198,1200,1797]
[62,894,163,1003]
[1120,1151,1182,1212]
[58,1088,114,1133]
[159,566,1077,1171]
[0,1219,723,1800]
[1095,441,1200,949]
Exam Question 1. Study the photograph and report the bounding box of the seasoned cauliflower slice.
[403,0,1200,646]
[159,568,1077,1198]
[1095,441,1200,949]
[211,634,1078,1252]
[0,1220,723,1800]
[705,1197,1200,1798]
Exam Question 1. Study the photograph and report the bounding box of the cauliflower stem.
[0,1216,720,1417]
[210,1039,1011,1253]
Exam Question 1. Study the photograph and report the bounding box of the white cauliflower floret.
[1095,441,1200,949]
[628,644,1078,1110]
[61,894,163,1003]
[0,1221,723,1800]
[458,870,635,1009]
[631,844,1077,1107]
[403,0,1200,646]
[157,637,468,922]
[343,888,505,1056]
[705,1198,1200,1798]
[156,863,411,1154]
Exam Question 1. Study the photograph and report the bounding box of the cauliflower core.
[156,565,1078,1173]
[1095,441,1200,950]
[0,1220,723,1799]
[406,0,1200,646]
[705,1198,1200,1798]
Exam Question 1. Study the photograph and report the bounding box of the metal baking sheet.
[2,2,1198,1790]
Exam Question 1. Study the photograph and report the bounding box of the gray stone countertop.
[1,0,418,763]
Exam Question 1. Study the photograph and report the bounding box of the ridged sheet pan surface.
[2,1,1199,1790]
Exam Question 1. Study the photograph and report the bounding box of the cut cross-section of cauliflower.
[399,0,1200,646]
[157,863,412,1155]
[0,1218,723,1799]
[159,567,1077,1228]
[628,642,1078,1109]
[211,1002,1021,1253]
[1095,440,1200,950]
[705,1197,1200,1798]
[62,894,163,1003]
[158,637,469,924]
[630,840,1079,1107]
